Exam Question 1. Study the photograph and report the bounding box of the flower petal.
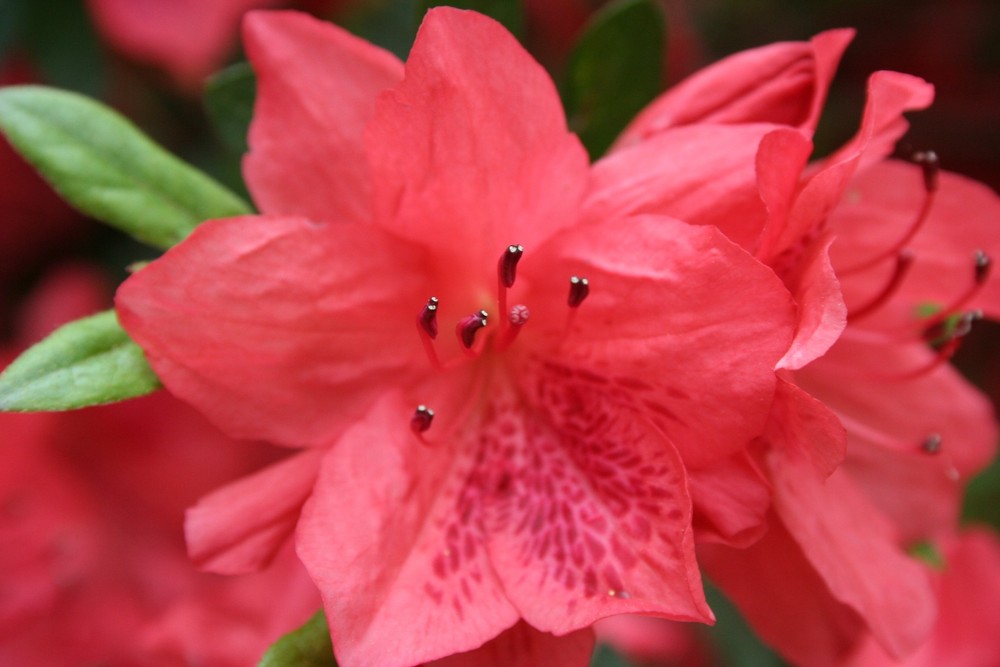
[775,233,847,370]
[700,516,868,667]
[428,622,595,667]
[90,0,279,85]
[687,452,771,548]
[185,449,323,574]
[243,11,403,223]
[524,215,797,468]
[487,374,713,633]
[797,332,998,480]
[615,29,854,148]
[763,72,934,266]
[366,7,589,263]
[766,377,846,478]
[116,215,429,448]
[769,449,936,659]
[297,390,520,667]
[831,161,1000,327]
[582,123,782,251]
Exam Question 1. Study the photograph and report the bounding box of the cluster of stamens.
[843,151,992,379]
[410,244,591,434]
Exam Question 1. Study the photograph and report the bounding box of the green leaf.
[0,310,161,412]
[259,610,337,667]
[420,0,524,40]
[205,62,257,154]
[562,0,665,159]
[0,85,252,250]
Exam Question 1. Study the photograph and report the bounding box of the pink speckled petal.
[297,388,520,667]
[486,375,713,633]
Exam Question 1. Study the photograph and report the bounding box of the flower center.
[410,244,592,433]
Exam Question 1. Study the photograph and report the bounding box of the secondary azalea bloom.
[88,0,282,86]
[116,8,802,666]
[0,267,320,665]
[845,527,1000,667]
[584,27,1000,666]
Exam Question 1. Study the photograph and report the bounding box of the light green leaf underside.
[0,310,161,412]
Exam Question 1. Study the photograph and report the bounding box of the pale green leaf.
[0,85,252,249]
[0,310,160,411]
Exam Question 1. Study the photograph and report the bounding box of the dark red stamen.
[922,251,992,334]
[912,150,940,193]
[924,308,982,346]
[921,433,942,455]
[974,249,992,284]
[498,245,524,289]
[411,405,435,434]
[568,276,590,308]
[841,161,937,275]
[418,296,440,339]
[848,251,914,322]
[456,310,488,349]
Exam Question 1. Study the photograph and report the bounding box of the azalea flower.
[845,528,1000,667]
[87,0,284,86]
[0,266,320,665]
[116,8,802,665]
[591,28,1000,666]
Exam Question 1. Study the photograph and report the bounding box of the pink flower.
[844,528,1000,667]
[87,0,283,86]
[116,8,801,665]
[0,267,320,665]
[596,28,1000,666]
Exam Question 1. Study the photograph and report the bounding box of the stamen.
[498,245,524,289]
[921,433,942,455]
[497,245,524,333]
[920,251,991,335]
[568,276,590,308]
[457,310,488,351]
[891,310,980,381]
[924,308,982,346]
[840,158,937,275]
[848,251,914,322]
[418,297,440,339]
[411,404,435,435]
[912,150,940,193]
[416,297,444,370]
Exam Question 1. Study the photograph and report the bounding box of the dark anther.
[411,405,435,434]
[568,276,590,308]
[457,310,488,349]
[498,244,524,288]
[974,250,991,284]
[418,297,440,339]
[924,309,982,346]
[912,150,940,193]
[921,433,942,455]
